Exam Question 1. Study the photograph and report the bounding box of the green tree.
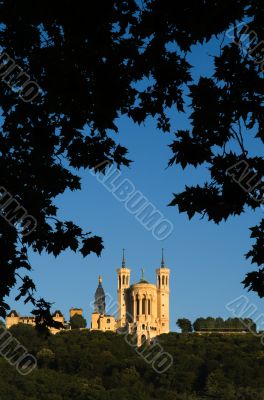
[243,318,256,332]
[0,1,263,322]
[70,314,87,329]
[176,318,193,333]
[193,318,206,332]
[204,317,215,330]
[36,347,55,367]
[215,317,224,329]
[206,369,236,400]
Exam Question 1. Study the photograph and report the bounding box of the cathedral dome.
[133,268,153,286]
[132,282,156,289]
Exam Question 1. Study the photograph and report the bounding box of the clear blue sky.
[8,38,264,331]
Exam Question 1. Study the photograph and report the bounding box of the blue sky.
[7,37,264,331]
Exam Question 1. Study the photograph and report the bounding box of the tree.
[215,317,224,329]
[193,318,206,332]
[0,0,262,323]
[206,370,236,400]
[243,318,256,333]
[36,347,55,367]
[176,318,193,333]
[167,4,264,297]
[0,330,264,399]
[70,314,87,329]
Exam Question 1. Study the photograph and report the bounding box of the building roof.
[52,310,63,317]
[7,310,19,317]
[131,282,157,289]
[136,279,149,284]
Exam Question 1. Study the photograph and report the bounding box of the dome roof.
[134,268,150,285]
[136,279,149,284]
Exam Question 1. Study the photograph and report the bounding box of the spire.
[161,248,165,268]
[94,276,105,314]
[122,248,126,268]
[141,267,145,281]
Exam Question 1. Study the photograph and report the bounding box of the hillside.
[0,325,263,400]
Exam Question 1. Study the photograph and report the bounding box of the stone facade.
[6,252,170,345]
[6,310,35,329]
[5,309,65,333]
[91,250,170,345]
[91,313,116,331]
[69,308,83,318]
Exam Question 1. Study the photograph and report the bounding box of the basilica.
[6,251,170,346]
[91,250,170,345]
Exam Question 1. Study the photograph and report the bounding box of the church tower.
[117,249,130,328]
[94,275,106,314]
[156,249,170,333]
[91,275,116,331]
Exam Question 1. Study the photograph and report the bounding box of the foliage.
[1,327,264,399]
[0,0,263,322]
[36,348,55,368]
[70,314,87,329]
[176,318,193,333]
[192,317,256,332]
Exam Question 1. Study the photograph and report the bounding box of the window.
[107,319,111,324]
[122,275,125,285]
[141,335,147,345]
[148,299,151,315]
[136,297,140,316]
[142,297,146,314]
[162,276,165,285]
[162,323,165,326]
[142,324,145,330]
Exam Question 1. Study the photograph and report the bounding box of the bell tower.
[156,249,170,333]
[117,249,130,328]
[94,275,106,314]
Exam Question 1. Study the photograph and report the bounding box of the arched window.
[148,299,151,315]
[122,275,125,285]
[126,276,129,285]
[142,324,145,330]
[158,276,160,288]
[141,334,147,345]
[136,296,140,316]
[119,276,121,289]
[162,276,165,285]
[142,297,146,314]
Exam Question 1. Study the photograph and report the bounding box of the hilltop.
[0,325,263,400]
